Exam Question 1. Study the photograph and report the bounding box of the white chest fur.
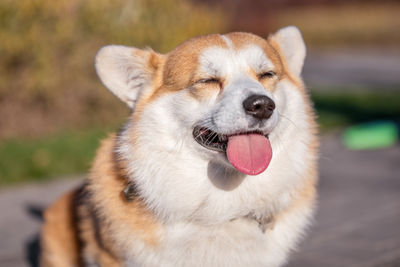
[123,201,313,267]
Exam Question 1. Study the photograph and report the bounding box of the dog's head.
[95,26,309,179]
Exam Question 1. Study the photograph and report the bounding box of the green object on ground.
[342,121,398,150]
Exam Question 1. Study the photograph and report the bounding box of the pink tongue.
[226,134,272,175]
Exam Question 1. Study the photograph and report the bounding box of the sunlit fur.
[41,26,318,267]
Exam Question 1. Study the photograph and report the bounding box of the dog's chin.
[207,158,246,191]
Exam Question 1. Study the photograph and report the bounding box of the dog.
[40,26,318,267]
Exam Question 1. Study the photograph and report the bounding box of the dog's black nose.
[243,94,275,120]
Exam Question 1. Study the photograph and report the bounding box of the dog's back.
[41,189,81,267]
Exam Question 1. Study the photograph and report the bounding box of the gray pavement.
[288,135,400,267]
[0,135,399,267]
[0,177,82,267]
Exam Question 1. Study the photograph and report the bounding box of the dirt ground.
[0,134,399,267]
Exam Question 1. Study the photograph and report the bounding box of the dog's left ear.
[270,26,306,77]
[95,45,164,109]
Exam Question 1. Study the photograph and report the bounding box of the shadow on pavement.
[25,205,43,267]
[25,234,40,267]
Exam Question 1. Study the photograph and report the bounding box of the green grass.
[0,89,399,186]
[311,89,400,131]
[0,128,113,185]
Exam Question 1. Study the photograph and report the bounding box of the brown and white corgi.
[40,26,318,267]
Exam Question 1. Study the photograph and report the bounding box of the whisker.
[205,132,218,146]
[193,130,204,140]
[278,112,301,132]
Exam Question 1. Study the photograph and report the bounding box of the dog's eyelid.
[196,77,221,84]
[258,71,277,79]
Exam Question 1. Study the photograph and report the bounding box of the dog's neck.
[122,182,275,233]
[244,211,276,233]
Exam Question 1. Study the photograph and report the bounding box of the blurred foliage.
[0,0,226,139]
[311,90,400,131]
[0,128,109,185]
[273,3,400,46]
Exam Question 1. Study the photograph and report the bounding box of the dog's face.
[96,27,308,179]
[95,26,315,222]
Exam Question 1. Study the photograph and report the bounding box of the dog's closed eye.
[258,71,276,80]
[197,77,221,84]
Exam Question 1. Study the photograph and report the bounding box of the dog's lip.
[192,126,269,153]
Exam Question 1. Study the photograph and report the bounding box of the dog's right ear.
[95,45,164,109]
[269,26,306,77]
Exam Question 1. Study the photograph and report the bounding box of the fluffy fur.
[41,26,318,267]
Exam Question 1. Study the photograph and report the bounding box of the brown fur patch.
[41,135,161,266]
[226,32,285,76]
[224,32,287,92]
[144,34,228,102]
[87,135,161,247]
[41,190,81,267]
[162,34,228,90]
[76,188,122,266]
[131,50,166,123]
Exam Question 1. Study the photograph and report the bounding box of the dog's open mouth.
[193,126,229,152]
[193,126,273,175]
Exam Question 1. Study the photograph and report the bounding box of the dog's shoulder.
[87,135,161,251]
[41,135,161,266]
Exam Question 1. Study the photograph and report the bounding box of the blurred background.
[0,0,399,266]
